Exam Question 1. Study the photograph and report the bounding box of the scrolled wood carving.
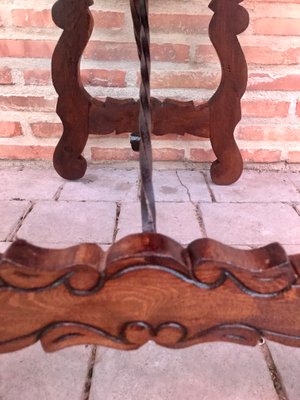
[1,234,300,353]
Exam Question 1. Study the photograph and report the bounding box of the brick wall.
[0,0,299,165]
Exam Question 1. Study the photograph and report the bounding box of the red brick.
[91,147,184,161]
[12,9,54,28]
[150,133,209,141]
[152,133,208,141]
[24,70,51,85]
[152,148,184,161]
[244,46,300,66]
[1,2,300,168]
[0,9,10,27]
[0,67,13,85]
[238,125,300,141]
[248,72,300,91]
[241,100,290,118]
[255,0,300,2]
[288,151,300,163]
[80,69,126,87]
[149,14,210,34]
[241,149,282,162]
[0,145,54,160]
[0,96,56,112]
[20,9,125,30]
[195,45,300,65]
[253,3,300,17]
[253,18,300,36]
[0,40,55,58]
[85,41,189,63]
[151,133,181,141]
[296,101,300,116]
[91,148,139,161]
[84,42,137,61]
[184,133,210,141]
[92,11,125,29]
[150,70,220,89]
[189,148,215,162]
[0,122,22,137]
[190,148,283,163]
[31,122,62,138]
[106,132,130,139]
[151,43,188,63]
[194,45,218,64]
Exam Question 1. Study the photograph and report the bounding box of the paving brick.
[210,171,300,203]
[287,172,300,191]
[152,170,190,202]
[0,343,91,400]
[60,168,138,202]
[177,170,212,202]
[0,166,63,200]
[0,242,11,252]
[17,201,116,245]
[282,244,300,254]
[0,200,30,241]
[200,203,300,246]
[267,342,300,400]
[90,342,277,400]
[117,202,202,244]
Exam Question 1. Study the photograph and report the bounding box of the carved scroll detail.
[89,98,210,137]
[1,234,300,353]
[2,320,300,353]
[1,236,296,297]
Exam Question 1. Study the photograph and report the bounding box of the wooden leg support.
[51,0,93,180]
[1,235,300,353]
[51,0,249,185]
[208,0,248,185]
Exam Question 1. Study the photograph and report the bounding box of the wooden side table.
[1,0,300,363]
[51,0,249,185]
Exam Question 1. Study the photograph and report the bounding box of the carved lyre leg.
[51,0,94,180]
[208,0,249,185]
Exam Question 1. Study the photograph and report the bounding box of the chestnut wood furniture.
[1,0,300,362]
[51,0,249,185]
[1,236,300,353]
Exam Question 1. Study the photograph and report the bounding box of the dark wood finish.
[51,0,249,184]
[1,235,300,353]
[4,0,294,367]
[208,0,249,184]
[51,0,93,180]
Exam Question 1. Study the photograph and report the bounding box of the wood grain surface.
[1,234,300,353]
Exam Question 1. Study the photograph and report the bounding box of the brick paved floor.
[0,162,300,400]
